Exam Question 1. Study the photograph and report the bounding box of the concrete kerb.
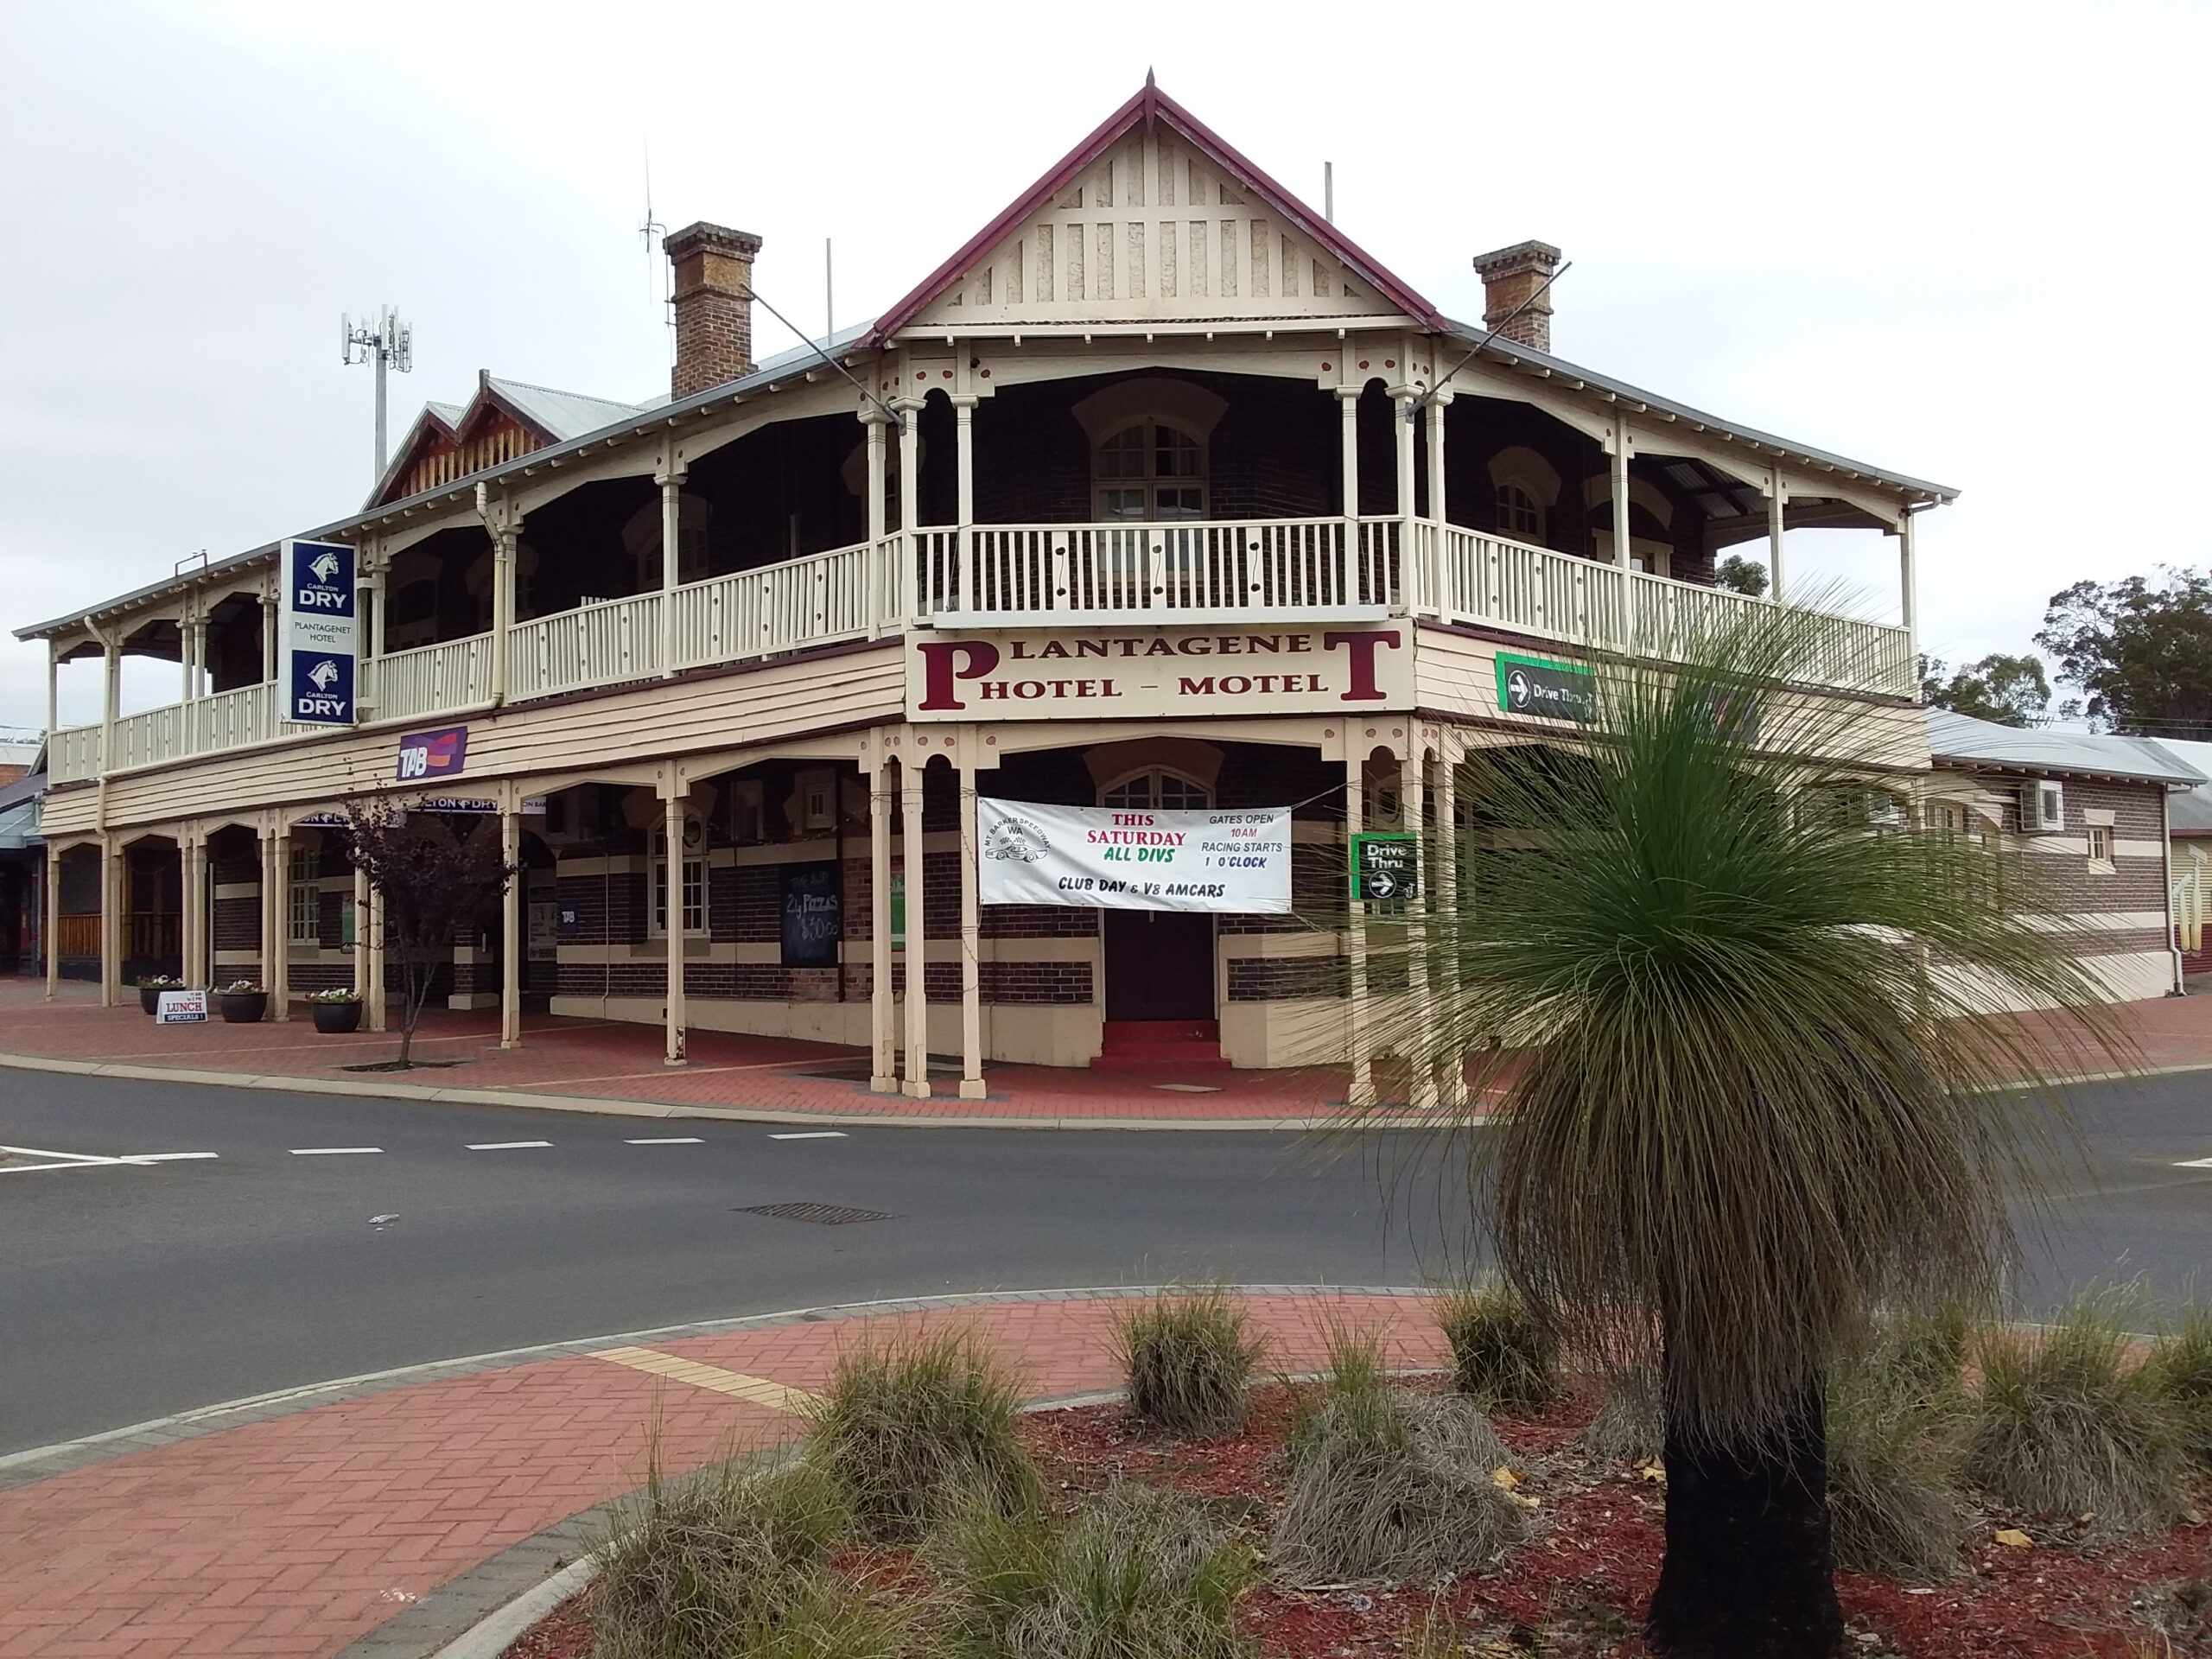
[0,1047,1462,1131]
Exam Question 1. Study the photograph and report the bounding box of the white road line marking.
[2175,1156,2212,1168]
[291,1147,384,1156]
[116,1153,219,1164]
[768,1131,849,1141]
[626,1137,704,1145]
[1,1147,220,1172]
[467,1141,554,1151]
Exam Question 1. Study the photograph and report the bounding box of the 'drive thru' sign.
[906,626,1410,720]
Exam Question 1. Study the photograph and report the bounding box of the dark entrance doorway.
[1103,909,1215,1020]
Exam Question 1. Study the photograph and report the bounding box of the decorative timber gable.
[872,76,1443,341]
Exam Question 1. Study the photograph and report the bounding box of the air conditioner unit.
[2022,779,2064,834]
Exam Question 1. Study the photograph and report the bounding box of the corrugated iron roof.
[1928,710,2203,789]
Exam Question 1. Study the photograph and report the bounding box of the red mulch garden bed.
[504,1381,2212,1657]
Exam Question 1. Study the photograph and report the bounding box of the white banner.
[977,798,1293,913]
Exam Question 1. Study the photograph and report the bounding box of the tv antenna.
[342,307,414,482]
[639,143,671,365]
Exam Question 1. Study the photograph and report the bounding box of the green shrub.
[1282,1323,1394,1466]
[591,1457,861,1659]
[1273,1380,1523,1581]
[1580,1369,1663,1465]
[1864,1302,1974,1409]
[1435,1278,1560,1410]
[2147,1303,2212,1469]
[804,1328,1041,1544]
[1964,1290,2188,1540]
[1825,1359,1964,1582]
[943,1480,1251,1659]
[1113,1287,1266,1437]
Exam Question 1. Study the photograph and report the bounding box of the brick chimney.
[1471,240,1562,353]
[664,221,764,398]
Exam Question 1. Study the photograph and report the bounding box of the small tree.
[1918,652,2051,727]
[2036,568,2212,735]
[345,801,514,1067]
[1362,601,2120,1656]
[1713,554,1770,598]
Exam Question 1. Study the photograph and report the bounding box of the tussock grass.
[1964,1289,2188,1540]
[941,1479,1251,1659]
[2147,1303,2212,1469]
[1580,1369,1663,1465]
[1113,1287,1266,1437]
[1825,1360,1965,1583]
[1435,1278,1560,1411]
[592,1456,899,1659]
[804,1328,1041,1544]
[1272,1335,1523,1581]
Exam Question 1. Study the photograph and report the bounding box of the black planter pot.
[217,990,268,1024]
[138,986,165,1015]
[311,1001,364,1034]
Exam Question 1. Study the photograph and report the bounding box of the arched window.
[1092,422,1206,523]
[1495,482,1544,541]
[1098,767,1212,810]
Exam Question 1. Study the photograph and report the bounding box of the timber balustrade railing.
[44,523,1914,783]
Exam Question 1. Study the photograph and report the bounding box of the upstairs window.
[1496,482,1545,541]
[1099,768,1211,810]
[1093,422,1206,523]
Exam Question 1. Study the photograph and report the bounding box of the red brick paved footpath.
[0,1289,1447,1659]
[3,981,2202,1129]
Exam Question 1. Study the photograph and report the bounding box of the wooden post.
[1404,737,1437,1112]
[897,399,923,620]
[257,826,275,1002]
[1436,738,1465,1108]
[1394,389,1420,611]
[901,757,931,1097]
[1898,508,1918,662]
[1338,385,1362,592]
[870,754,897,1092]
[663,788,687,1066]
[1344,743,1375,1109]
[100,632,119,777]
[270,824,291,1020]
[179,831,199,989]
[43,841,60,1001]
[1610,413,1632,569]
[957,744,984,1101]
[353,858,370,1000]
[490,525,516,706]
[499,804,522,1049]
[365,874,387,1033]
[1768,466,1788,601]
[658,466,685,676]
[953,393,977,619]
[100,835,122,1007]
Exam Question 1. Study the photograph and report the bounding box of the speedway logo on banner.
[281,538,358,726]
[976,799,1292,914]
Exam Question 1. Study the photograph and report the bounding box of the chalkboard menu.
[780,861,842,968]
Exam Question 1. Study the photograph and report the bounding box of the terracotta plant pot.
[217,990,268,1024]
[311,1001,363,1034]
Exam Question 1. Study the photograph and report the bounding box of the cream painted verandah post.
[499,799,522,1050]
[900,756,931,1099]
[269,823,291,1020]
[1403,733,1437,1113]
[1434,735,1466,1109]
[42,840,60,1001]
[99,835,121,1008]
[1344,738,1375,1109]
[661,785,688,1067]
[869,750,898,1092]
[657,463,686,677]
[957,738,985,1102]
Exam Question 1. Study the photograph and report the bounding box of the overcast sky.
[3,0,2204,735]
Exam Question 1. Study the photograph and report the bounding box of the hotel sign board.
[907,625,1410,721]
[977,798,1292,914]
[281,539,359,726]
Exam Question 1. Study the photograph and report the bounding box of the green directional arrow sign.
[1351,832,1419,902]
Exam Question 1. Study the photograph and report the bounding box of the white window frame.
[1495,480,1545,542]
[649,817,708,938]
[2086,823,2114,869]
[1096,767,1212,810]
[288,849,321,946]
[1090,420,1208,523]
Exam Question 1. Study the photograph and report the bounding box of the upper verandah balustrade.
[45,518,1915,785]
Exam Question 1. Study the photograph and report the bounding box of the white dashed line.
[116,1152,219,1164]
[2176,1156,2212,1168]
[626,1137,705,1145]
[291,1147,384,1156]
[466,1141,554,1151]
[769,1131,849,1141]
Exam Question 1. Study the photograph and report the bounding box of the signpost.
[281,539,359,727]
[1350,833,1419,902]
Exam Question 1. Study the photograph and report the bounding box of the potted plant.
[137,975,184,1015]
[215,979,268,1024]
[307,988,365,1034]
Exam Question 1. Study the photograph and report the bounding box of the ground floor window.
[288,849,320,945]
[651,820,707,937]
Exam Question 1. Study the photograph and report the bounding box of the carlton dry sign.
[977,798,1292,914]
[281,539,359,727]
[908,625,1410,721]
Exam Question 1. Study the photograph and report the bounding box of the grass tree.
[343,800,514,1068]
[1361,605,2119,1657]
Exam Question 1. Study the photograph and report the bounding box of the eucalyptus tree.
[1362,608,2117,1656]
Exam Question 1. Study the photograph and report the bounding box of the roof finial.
[1145,66,1155,88]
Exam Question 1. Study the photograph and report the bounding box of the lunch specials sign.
[282,539,359,727]
[908,625,1410,721]
[977,799,1292,914]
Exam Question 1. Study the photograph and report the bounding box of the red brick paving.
[8,980,2199,1127]
[0,1292,1439,1658]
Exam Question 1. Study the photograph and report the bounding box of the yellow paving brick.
[588,1346,821,1414]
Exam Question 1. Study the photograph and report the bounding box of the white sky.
[3,0,2204,735]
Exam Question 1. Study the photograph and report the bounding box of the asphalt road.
[1,1066,2208,1456]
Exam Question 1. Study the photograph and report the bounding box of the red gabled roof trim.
[865,74,1443,346]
